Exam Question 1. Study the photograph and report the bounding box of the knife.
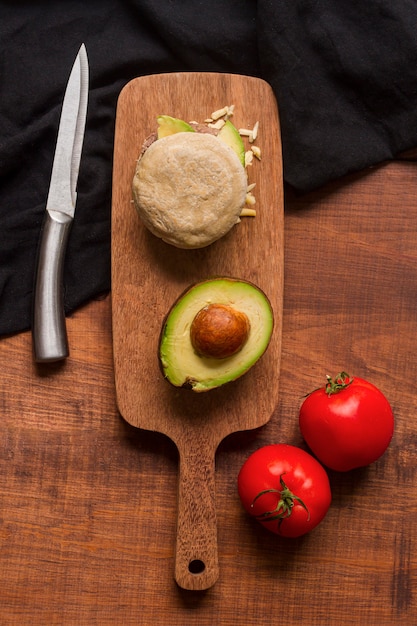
[32,44,89,362]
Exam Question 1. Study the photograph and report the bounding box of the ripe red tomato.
[237,444,331,538]
[299,372,394,472]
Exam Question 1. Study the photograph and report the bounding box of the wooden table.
[1,159,416,625]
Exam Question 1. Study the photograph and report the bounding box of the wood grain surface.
[111,73,283,590]
[1,158,417,624]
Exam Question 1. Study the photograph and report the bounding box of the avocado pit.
[190,303,250,359]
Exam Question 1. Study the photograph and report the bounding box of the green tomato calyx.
[325,371,353,396]
[251,473,310,531]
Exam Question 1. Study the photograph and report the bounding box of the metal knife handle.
[33,210,72,362]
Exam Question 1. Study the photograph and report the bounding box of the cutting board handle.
[174,437,219,590]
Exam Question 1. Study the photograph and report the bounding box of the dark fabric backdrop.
[1,0,417,336]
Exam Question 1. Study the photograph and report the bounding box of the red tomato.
[237,444,331,538]
[299,372,394,472]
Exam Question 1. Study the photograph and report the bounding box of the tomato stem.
[251,473,310,531]
[325,371,353,396]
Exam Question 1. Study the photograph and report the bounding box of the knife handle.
[33,210,72,362]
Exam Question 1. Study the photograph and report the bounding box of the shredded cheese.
[211,106,229,120]
[240,207,257,217]
[239,121,259,143]
[245,192,256,206]
[251,145,261,160]
[208,119,226,130]
[245,150,254,167]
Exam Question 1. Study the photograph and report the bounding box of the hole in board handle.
[188,559,206,575]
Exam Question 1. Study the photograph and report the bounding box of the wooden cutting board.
[111,73,283,590]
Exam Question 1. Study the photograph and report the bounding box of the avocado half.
[159,278,274,392]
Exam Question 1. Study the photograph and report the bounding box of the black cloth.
[1,1,417,337]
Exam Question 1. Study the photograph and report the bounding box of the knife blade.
[32,44,89,362]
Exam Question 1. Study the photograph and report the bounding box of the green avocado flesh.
[159,278,274,392]
[157,115,195,138]
[218,120,245,166]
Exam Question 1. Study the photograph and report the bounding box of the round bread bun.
[132,132,247,249]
